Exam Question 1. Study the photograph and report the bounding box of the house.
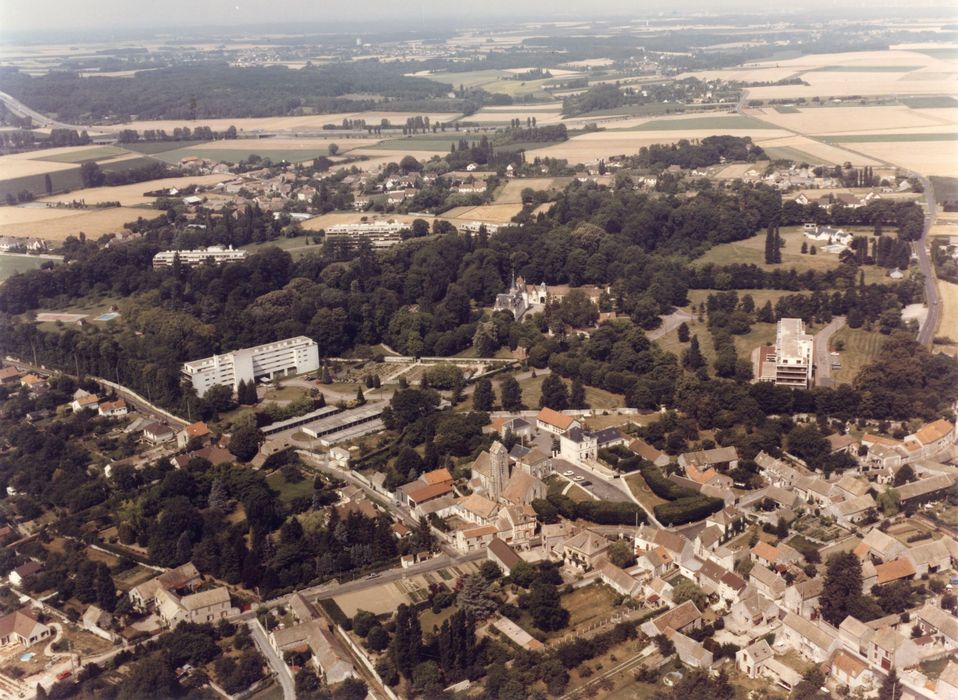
[493,617,544,652]
[832,474,871,499]
[905,539,952,576]
[129,562,202,611]
[839,615,874,656]
[8,561,41,588]
[644,577,674,605]
[626,437,669,467]
[640,600,703,637]
[864,624,920,670]
[171,445,234,469]
[595,559,639,597]
[71,391,99,412]
[829,649,876,693]
[678,446,738,472]
[558,427,598,464]
[0,366,20,385]
[795,476,833,506]
[20,374,47,393]
[783,578,824,618]
[938,660,958,700]
[487,538,522,575]
[398,470,455,509]
[0,608,52,648]
[634,526,694,564]
[705,506,745,537]
[561,529,611,571]
[489,416,534,441]
[749,563,786,600]
[684,463,734,489]
[669,630,713,668]
[717,571,748,603]
[177,421,211,449]
[727,591,778,635]
[453,524,497,553]
[455,493,499,525]
[142,422,175,444]
[874,558,917,585]
[751,541,801,568]
[830,494,877,526]
[536,407,579,434]
[779,612,840,663]
[271,620,356,684]
[914,604,958,647]
[896,474,955,506]
[906,419,955,458]
[827,433,860,456]
[500,470,547,506]
[82,605,114,642]
[737,639,774,678]
[98,399,128,418]
[856,528,906,563]
[156,586,234,627]
[634,548,674,579]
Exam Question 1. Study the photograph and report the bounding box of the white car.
[573,476,584,482]
[563,470,574,477]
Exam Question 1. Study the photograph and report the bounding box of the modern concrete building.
[757,318,815,388]
[153,245,248,269]
[182,336,319,397]
[325,220,407,250]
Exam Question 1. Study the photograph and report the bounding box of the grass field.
[265,470,314,504]
[623,115,779,131]
[0,253,55,282]
[773,105,801,113]
[936,280,958,354]
[0,206,162,241]
[822,132,958,143]
[830,327,888,384]
[367,135,463,152]
[517,373,625,410]
[32,145,128,163]
[623,472,669,514]
[38,174,233,206]
[694,227,849,275]
[562,584,619,631]
[901,96,958,109]
[122,140,203,154]
[154,146,337,164]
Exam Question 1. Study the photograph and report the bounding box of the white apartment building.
[772,318,814,388]
[153,245,248,269]
[325,220,407,250]
[182,336,320,397]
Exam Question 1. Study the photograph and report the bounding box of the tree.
[893,464,916,486]
[527,582,569,631]
[877,488,901,516]
[44,174,53,195]
[607,540,636,568]
[328,143,339,156]
[672,579,706,610]
[391,605,421,678]
[456,574,499,620]
[333,678,368,700]
[355,386,365,405]
[367,625,389,652]
[820,552,865,626]
[499,376,523,411]
[879,666,903,700]
[683,335,705,369]
[117,654,179,700]
[394,447,423,482]
[775,516,789,539]
[569,377,587,409]
[229,424,264,462]
[786,424,830,468]
[677,322,690,342]
[472,378,493,412]
[539,374,569,411]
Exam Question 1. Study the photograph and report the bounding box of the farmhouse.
[0,608,51,648]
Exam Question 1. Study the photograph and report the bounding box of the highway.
[0,89,82,130]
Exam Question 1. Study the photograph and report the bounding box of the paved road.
[912,174,941,346]
[0,90,82,130]
[813,315,846,387]
[551,457,632,503]
[647,308,693,341]
[249,619,295,700]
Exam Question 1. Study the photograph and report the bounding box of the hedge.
[654,495,724,526]
[641,466,698,500]
[537,493,648,526]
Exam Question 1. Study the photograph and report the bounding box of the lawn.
[265,470,315,504]
[785,534,820,557]
[564,484,595,502]
[624,472,669,513]
[654,313,781,365]
[830,327,887,384]
[696,227,847,275]
[562,583,620,631]
[517,374,624,410]
[122,140,206,154]
[0,253,56,283]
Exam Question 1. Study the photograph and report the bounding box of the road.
[550,457,632,503]
[812,315,846,387]
[0,90,83,130]
[911,173,941,346]
[646,308,693,341]
[249,619,295,700]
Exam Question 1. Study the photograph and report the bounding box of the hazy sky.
[0,0,954,37]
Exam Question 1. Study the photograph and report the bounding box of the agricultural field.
[828,139,958,176]
[936,280,958,354]
[754,134,879,166]
[468,105,564,126]
[0,206,162,241]
[0,253,57,283]
[31,145,129,163]
[750,103,958,135]
[829,327,888,384]
[622,114,779,131]
[495,177,568,203]
[366,135,464,152]
[38,174,233,206]
[443,203,523,224]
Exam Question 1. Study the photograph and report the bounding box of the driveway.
[249,619,295,700]
[813,315,845,387]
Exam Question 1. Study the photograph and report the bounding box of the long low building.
[302,402,386,440]
[153,245,248,269]
[182,336,320,397]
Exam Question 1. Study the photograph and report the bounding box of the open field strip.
[31,145,129,163]
[528,128,791,162]
[936,280,958,354]
[0,206,162,241]
[826,140,958,176]
[442,203,522,223]
[37,174,233,206]
[830,327,888,384]
[753,134,881,166]
[0,153,82,179]
[0,253,56,283]
[715,161,770,179]
[495,178,568,203]
[92,111,463,135]
[748,104,956,134]
[612,114,778,131]
[821,131,958,142]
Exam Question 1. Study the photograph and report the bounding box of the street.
[248,619,295,700]
[813,315,846,387]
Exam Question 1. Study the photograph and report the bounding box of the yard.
[562,583,621,632]
[265,469,315,504]
[830,327,888,384]
[623,472,669,515]
[517,373,625,411]
[0,254,56,283]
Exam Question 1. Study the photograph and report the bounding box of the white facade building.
[152,245,248,269]
[325,220,407,250]
[771,318,814,388]
[182,336,319,397]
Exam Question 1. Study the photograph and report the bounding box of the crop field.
[829,140,958,176]
[821,132,958,143]
[0,254,56,283]
[773,105,801,113]
[95,111,463,135]
[122,140,206,154]
[495,177,567,203]
[901,96,958,108]
[830,327,888,384]
[623,115,779,131]
[0,206,163,241]
[528,127,790,164]
[366,135,463,152]
[750,104,956,135]
[936,280,958,354]
[38,174,233,206]
[754,134,879,166]
[443,203,522,223]
[32,145,129,163]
